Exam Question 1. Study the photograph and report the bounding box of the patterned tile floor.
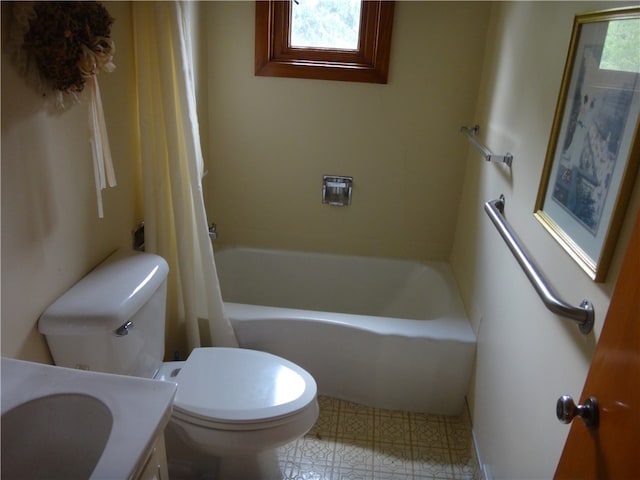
[276,396,482,480]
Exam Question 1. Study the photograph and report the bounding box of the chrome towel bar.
[461,125,513,167]
[484,195,594,334]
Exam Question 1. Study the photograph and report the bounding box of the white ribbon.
[88,74,116,218]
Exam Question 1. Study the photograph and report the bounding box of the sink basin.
[2,393,113,479]
[1,357,177,479]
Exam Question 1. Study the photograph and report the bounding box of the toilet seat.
[170,348,317,431]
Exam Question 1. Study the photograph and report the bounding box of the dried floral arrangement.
[7,1,118,218]
[8,1,116,109]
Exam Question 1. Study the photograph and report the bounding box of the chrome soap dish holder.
[322,175,353,206]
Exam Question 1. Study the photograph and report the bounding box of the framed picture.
[535,7,640,282]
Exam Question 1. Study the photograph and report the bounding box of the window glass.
[290,0,362,51]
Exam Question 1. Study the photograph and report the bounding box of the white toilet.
[38,249,319,479]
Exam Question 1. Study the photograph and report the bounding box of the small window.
[255,0,395,84]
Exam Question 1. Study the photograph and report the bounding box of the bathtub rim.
[225,302,476,344]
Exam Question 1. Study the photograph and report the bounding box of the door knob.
[556,395,599,428]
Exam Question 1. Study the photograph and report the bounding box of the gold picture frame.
[535,7,640,282]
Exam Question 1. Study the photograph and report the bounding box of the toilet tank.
[38,250,169,378]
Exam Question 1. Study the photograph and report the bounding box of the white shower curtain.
[132,2,237,350]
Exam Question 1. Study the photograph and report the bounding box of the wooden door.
[554,208,640,479]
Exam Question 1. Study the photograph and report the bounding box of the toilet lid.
[172,348,317,424]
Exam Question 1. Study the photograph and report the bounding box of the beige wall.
[1,2,141,362]
[203,1,491,261]
[450,2,640,478]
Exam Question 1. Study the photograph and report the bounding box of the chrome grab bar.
[461,125,513,167]
[484,195,594,334]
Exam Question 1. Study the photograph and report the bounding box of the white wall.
[203,1,491,261]
[1,2,141,362]
[450,2,640,478]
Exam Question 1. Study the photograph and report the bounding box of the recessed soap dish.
[322,175,352,206]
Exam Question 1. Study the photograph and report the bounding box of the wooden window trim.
[255,0,394,84]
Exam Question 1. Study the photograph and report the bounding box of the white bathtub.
[215,247,476,415]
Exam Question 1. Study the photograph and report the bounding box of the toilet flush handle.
[114,320,133,336]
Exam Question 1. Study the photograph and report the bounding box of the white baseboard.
[465,396,492,480]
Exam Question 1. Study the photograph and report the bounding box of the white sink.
[1,357,177,479]
[2,393,113,479]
